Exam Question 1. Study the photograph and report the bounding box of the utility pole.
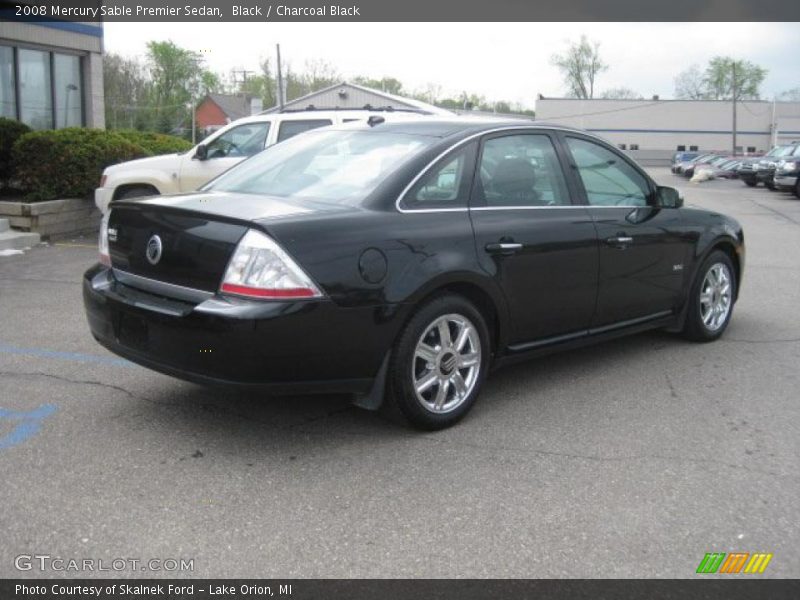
[276,44,284,110]
[771,96,778,148]
[189,52,205,145]
[732,60,738,155]
[231,69,255,90]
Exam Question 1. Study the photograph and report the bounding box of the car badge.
[146,234,163,265]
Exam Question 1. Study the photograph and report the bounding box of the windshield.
[206,129,434,202]
[768,146,796,158]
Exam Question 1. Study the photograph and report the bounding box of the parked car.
[94,107,432,213]
[773,145,800,197]
[671,151,700,173]
[674,153,717,175]
[693,158,742,180]
[83,119,745,430]
[738,143,799,189]
[683,155,731,178]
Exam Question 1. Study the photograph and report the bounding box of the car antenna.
[367,115,385,127]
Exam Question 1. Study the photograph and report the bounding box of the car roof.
[329,117,599,140]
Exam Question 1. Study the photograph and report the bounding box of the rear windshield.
[206,130,433,202]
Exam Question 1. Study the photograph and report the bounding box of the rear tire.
[386,294,490,430]
[794,179,800,199]
[682,250,736,342]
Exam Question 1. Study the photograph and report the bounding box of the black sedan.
[84,120,745,430]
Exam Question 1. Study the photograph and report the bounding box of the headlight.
[220,229,323,300]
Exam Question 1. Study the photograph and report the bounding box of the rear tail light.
[220,229,323,300]
[99,212,111,267]
[99,173,107,188]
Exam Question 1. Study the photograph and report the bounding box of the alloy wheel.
[412,313,482,414]
[699,263,733,331]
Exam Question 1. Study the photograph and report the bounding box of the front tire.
[386,294,490,430]
[682,250,736,342]
[744,180,757,188]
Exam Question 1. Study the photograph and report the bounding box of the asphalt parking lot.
[0,168,798,579]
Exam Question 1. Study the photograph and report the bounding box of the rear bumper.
[83,264,402,395]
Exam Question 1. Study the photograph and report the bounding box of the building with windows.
[0,19,104,129]
[536,97,800,162]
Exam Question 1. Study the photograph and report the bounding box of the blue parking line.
[0,343,132,367]
[0,404,58,451]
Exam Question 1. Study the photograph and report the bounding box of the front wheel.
[386,295,490,430]
[744,180,757,188]
[682,251,737,342]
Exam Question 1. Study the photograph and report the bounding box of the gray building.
[1,20,104,129]
[536,97,800,161]
[266,81,451,115]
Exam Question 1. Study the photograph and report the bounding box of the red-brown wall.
[195,99,229,129]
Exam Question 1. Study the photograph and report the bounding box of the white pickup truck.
[95,108,428,213]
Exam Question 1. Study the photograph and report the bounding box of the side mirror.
[657,185,683,208]
[194,144,208,161]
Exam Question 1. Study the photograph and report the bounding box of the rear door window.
[476,134,571,207]
[277,119,333,143]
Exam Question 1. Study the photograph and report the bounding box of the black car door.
[560,134,691,327]
[469,130,599,346]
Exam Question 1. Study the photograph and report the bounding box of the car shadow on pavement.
[116,328,687,455]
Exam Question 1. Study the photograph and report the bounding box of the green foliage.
[353,76,405,96]
[11,128,146,201]
[0,118,30,186]
[600,87,643,100]
[676,58,768,101]
[113,130,193,155]
[703,57,767,100]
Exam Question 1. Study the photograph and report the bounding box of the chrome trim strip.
[470,205,581,211]
[113,268,214,303]
[395,124,643,214]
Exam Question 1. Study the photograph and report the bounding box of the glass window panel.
[277,119,333,143]
[0,46,15,119]
[54,54,82,128]
[566,137,649,207]
[206,122,270,158]
[18,49,52,129]
[479,134,570,207]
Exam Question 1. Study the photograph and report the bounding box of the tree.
[352,76,405,95]
[146,40,216,134]
[674,65,707,100]
[702,57,767,100]
[779,88,800,101]
[551,35,607,99]
[600,87,643,100]
[103,53,150,129]
[300,59,340,94]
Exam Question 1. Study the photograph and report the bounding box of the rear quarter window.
[277,119,333,143]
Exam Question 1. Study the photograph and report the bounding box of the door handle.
[605,236,634,247]
[485,242,523,255]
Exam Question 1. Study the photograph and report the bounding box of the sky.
[104,22,800,108]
